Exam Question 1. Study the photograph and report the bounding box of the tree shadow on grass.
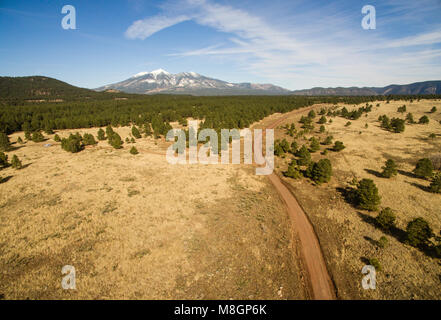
[364,169,383,178]
[397,169,418,179]
[336,186,357,206]
[0,176,13,184]
[407,181,431,192]
[356,211,439,259]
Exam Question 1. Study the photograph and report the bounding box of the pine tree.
[318,116,327,124]
[429,174,441,193]
[323,135,333,145]
[355,179,381,211]
[130,146,139,155]
[332,141,345,151]
[309,137,320,153]
[406,218,433,248]
[0,132,11,151]
[406,113,415,124]
[17,137,24,144]
[419,115,429,124]
[0,152,8,168]
[109,132,123,149]
[61,134,84,153]
[31,131,45,142]
[131,126,141,139]
[309,159,332,184]
[97,128,106,140]
[106,125,115,138]
[430,106,437,113]
[83,133,97,146]
[295,145,311,166]
[376,207,396,230]
[381,159,398,178]
[54,134,61,142]
[284,162,302,179]
[413,158,433,179]
[11,155,22,169]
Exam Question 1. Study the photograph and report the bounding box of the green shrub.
[108,132,123,149]
[308,110,316,118]
[345,121,351,127]
[390,118,405,133]
[332,141,345,151]
[406,218,433,248]
[309,137,320,153]
[61,134,84,153]
[406,113,415,124]
[0,132,11,151]
[323,135,333,145]
[295,145,311,166]
[31,131,45,142]
[318,116,327,124]
[378,236,389,248]
[413,158,433,179]
[397,105,406,113]
[97,128,106,140]
[280,139,290,153]
[355,178,381,211]
[429,133,436,140]
[130,146,139,155]
[381,159,397,178]
[11,155,22,169]
[430,106,437,113]
[0,152,9,168]
[429,174,441,193]
[83,133,97,146]
[308,159,332,184]
[290,141,298,154]
[54,134,61,142]
[368,258,381,271]
[376,207,396,230]
[284,162,302,179]
[105,125,115,138]
[25,131,31,141]
[131,126,141,139]
[419,115,429,124]
[319,125,325,133]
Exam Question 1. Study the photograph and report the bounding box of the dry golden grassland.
[0,127,305,299]
[271,99,441,299]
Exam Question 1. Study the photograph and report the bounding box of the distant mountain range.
[95,69,291,95]
[1,74,440,102]
[291,81,441,96]
[95,70,441,96]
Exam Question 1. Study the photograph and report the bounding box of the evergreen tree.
[355,179,381,211]
[109,132,123,149]
[318,116,327,124]
[280,139,290,153]
[430,106,437,113]
[284,162,302,179]
[332,141,345,151]
[290,141,298,154]
[0,152,8,168]
[406,218,433,248]
[309,158,332,184]
[17,136,24,144]
[381,159,398,178]
[131,126,141,139]
[295,145,311,166]
[376,207,396,230]
[323,135,333,145]
[97,128,106,140]
[0,132,11,151]
[390,118,405,133]
[106,125,115,138]
[419,115,429,124]
[413,158,433,179]
[24,131,31,141]
[54,134,61,142]
[83,133,97,145]
[11,154,22,169]
[308,110,316,118]
[130,146,139,155]
[309,137,320,153]
[61,134,83,153]
[406,113,415,124]
[31,131,45,142]
[429,174,441,193]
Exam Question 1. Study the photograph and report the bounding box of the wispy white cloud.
[125,0,441,89]
[125,14,190,40]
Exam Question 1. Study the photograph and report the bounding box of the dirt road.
[265,107,336,300]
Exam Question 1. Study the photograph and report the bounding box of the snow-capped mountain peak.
[97,70,290,95]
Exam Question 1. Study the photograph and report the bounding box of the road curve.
[265,108,336,300]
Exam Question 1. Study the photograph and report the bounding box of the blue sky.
[1,0,440,90]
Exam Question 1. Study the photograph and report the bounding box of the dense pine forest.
[1,76,440,136]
